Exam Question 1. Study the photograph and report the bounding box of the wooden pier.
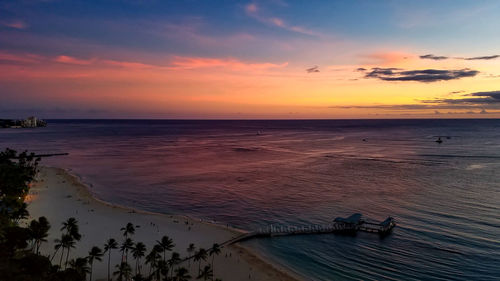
[9,152,69,159]
[223,213,396,245]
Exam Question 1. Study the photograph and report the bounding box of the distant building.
[0,117,46,128]
[21,116,37,128]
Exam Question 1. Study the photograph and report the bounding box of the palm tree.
[61,217,82,241]
[28,216,51,254]
[113,262,132,281]
[69,257,90,280]
[131,242,146,275]
[187,243,196,268]
[145,245,161,278]
[55,233,76,269]
[121,222,135,238]
[104,238,118,281]
[156,235,174,264]
[52,234,65,266]
[194,248,207,274]
[197,265,213,281]
[153,260,168,281]
[63,234,76,269]
[88,246,103,281]
[168,252,181,279]
[174,267,191,281]
[209,243,221,278]
[120,238,134,263]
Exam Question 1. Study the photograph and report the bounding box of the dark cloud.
[355,67,366,72]
[422,91,500,105]
[330,90,500,112]
[363,67,479,83]
[420,54,448,60]
[463,55,499,60]
[306,66,320,73]
[419,54,499,61]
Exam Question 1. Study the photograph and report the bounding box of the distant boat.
[435,137,443,144]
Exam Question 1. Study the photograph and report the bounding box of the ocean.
[1,119,499,280]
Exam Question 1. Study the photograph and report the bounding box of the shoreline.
[57,166,249,235]
[27,166,302,281]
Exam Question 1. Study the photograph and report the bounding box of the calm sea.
[1,119,499,280]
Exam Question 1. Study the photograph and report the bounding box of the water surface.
[2,119,499,280]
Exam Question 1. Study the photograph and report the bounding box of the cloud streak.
[420,54,448,60]
[463,55,499,60]
[422,91,500,105]
[170,56,288,70]
[1,20,28,30]
[361,67,479,82]
[306,66,319,73]
[245,3,320,36]
[419,54,499,60]
[332,90,500,112]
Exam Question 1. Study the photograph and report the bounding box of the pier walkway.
[223,213,396,245]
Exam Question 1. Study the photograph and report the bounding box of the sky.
[1,0,500,119]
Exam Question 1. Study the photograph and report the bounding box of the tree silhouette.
[187,243,196,268]
[174,267,192,281]
[113,262,132,281]
[131,242,146,275]
[104,238,118,281]
[197,265,213,281]
[194,248,207,275]
[209,243,221,277]
[120,222,135,239]
[156,235,174,265]
[88,246,103,281]
[28,216,50,254]
[120,238,134,264]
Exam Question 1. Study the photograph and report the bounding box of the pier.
[8,153,69,159]
[223,213,396,245]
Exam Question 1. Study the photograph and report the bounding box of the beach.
[25,166,301,281]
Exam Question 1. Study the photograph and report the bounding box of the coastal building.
[21,116,37,128]
[0,117,46,128]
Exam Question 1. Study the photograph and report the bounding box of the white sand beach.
[25,166,301,281]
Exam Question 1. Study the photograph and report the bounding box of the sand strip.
[25,166,301,281]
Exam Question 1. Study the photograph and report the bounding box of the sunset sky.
[1,0,500,119]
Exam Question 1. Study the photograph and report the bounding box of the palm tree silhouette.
[104,238,118,281]
[197,265,213,281]
[28,216,50,254]
[120,238,134,264]
[61,217,81,241]
[52,234,65,266]
[63,234,76,269]
[113,262,132,281]
[209,243,221,278]
[174,267,191,281]
[69,257,90,280]
[131,242,147,275]
[187,243,196,268]
[194,248,208,275]
[88,246,103,281]
[145,245,161,278]
[120,222,135,239]
[156,235,174,265]
[156,260,168,281]
[168,251,181,279]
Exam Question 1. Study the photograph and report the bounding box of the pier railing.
[223,215,396,245]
